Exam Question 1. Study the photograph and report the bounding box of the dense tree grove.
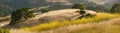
[9,8,34,25]
[110,3,120,13]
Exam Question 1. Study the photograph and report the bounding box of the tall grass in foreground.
[22,13,120,31]
[70,25,120,33]
[0,28,9,33]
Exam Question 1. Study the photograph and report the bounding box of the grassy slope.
[39,18,120,33]
[70,18,120,33]
[21,12,120,32]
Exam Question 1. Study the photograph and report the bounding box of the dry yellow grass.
[38,18,120,33]
[21,12,120,32]
[70,18,120,33]
[16,18,120,33]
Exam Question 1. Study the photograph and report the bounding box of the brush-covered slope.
[39,18,120,33]
[4,9,96,28]
[10,14,120,33]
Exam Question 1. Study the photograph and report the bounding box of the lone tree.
[110,3,120,13]
[72,3,86,14]
[9,8,34,25]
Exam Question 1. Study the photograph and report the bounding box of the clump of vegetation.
[72,3,86,15]
[0,28,9,33]
[72,3,86,10]
[9,8,34,25]
[22,13,120,31]
[40,8,50,13]
[72,3,86,16]
[72,3,96,18]
[110,3,120,13]
[72,3,86,11]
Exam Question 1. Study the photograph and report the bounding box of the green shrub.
[0,28,10,33]
[79,10,86,15]
[40,8,50,13]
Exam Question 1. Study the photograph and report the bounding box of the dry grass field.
[10,18,120,33]
[0,9,120,33]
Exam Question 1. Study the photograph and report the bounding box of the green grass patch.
[0,28,10,33]
[22,13,120,31]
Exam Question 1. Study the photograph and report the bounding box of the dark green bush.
[79,10,86,15]
[40,8,50,13]
[79,13,96,18]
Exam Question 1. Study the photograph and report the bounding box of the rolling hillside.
[2,9,96,28]
[38,18,120,33]
[0,0,120,33]
[10,17,120,33]
[0,9,120,33]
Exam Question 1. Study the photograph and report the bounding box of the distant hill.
[0,0,120,15]
[2,9,96,28]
